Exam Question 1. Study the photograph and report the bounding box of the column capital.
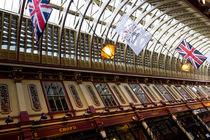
[13,67,23,83]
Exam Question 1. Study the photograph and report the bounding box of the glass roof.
[1,0,210,57]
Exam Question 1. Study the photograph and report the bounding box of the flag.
[176,40,207,69]
[28,0,52,43]
[115,14,151,55]
[205,51,210,64]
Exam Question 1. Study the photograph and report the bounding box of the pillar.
[75,72,96,114]
[13,67,29,122]
[192,110,210,132]
[13,67,33,140]
[141,120,156,140]
[79,84,92,105]
[171,114,193,140]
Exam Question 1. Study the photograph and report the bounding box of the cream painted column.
[192,110,210,132]
[13,68,28,112]
[171,114,194,140]
[142,121,156,140]
[16,82,27,112]
[119,84,134,104]
[79,84,92,106]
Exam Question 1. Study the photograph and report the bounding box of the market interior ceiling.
[1,0,210,65]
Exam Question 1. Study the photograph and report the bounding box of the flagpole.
[17,0,27,61]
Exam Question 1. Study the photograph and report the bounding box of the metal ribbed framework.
[0,0,210,80]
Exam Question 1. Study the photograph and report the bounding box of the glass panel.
[188,85,206,98]
[155,84,174,101]
[200,86,210,96]
[69,85,83,108]
[48,96,57,111]
[166,87,179,100]
[43,81,69,112]
[152,86,165,101]
[60,96,69,110]
[174,86,191,100]
[94,83,117,107]
[2,13,9,50]
[55,96,63,110]
[129,84,150,104]
[86,85,100,106]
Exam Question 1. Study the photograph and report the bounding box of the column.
[16,82,27,112]
[13,67,29,122]
[141,120,156,140]
[78,83,96,114]
[171,114,193,140]
[79,84,92,105]
[13,67,33,140]
[192,110,210,132]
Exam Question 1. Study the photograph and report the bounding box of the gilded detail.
[59,126,77,132]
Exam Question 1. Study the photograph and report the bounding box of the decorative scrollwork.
[86,85,100,106]
[28,84,41,111]
[69,85,83,108]
[112,86,126,104]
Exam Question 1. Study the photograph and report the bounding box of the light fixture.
[132,116,137,121]
[105,107,109,112]
[40,113,47,120]
[5,115,13,124]
[100,129,107,138]
[198,0,206,5]
[101,44,115,59]
[66,111,72,117]
[181,63,190,72]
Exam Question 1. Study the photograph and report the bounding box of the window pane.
[155,84,174,101]
[200,86,210,96]
[55,97,63,111]
[174,86,191,100]
[48,96,57,111]
[129,84,150,104]
[94,83,117,107]
[152,86,165,101]
[42,81,69,112]
[188,86,205,98]
[166,87,178,100]
[60,96,69,110]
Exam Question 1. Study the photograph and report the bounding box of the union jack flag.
[176,40,207,69]
[28,0,52,43]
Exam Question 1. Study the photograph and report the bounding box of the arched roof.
[0,0,210,80]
